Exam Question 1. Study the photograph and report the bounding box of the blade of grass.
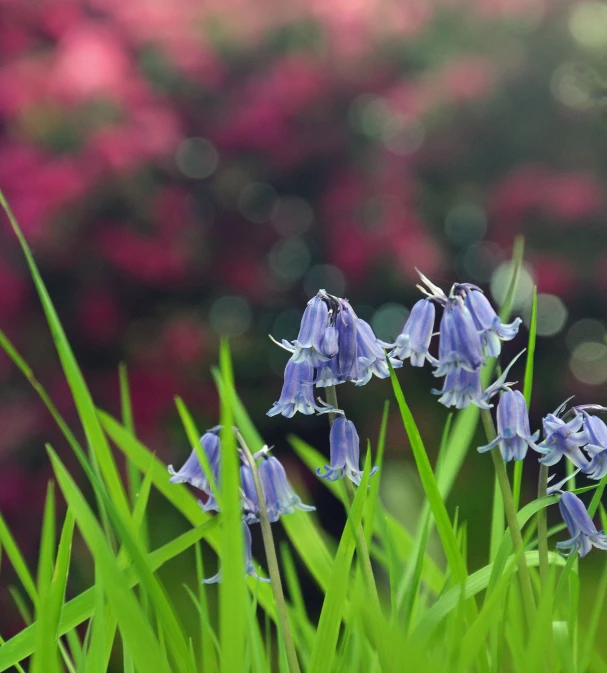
[47,448,172,673]
[31,484,60,673]
[388,361,467,584]
[218,341,247,673]
[0,190,130,522]
[119,364,140,507]
[515,287,538,510]
[411,550,565,645]
[308,457,372,673]
[194,544,218,672]
[289,435,443,594]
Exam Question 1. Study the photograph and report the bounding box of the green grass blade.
[195,543,218,671]
[0,191,130,522]
[291,434,444,595]
[84,584,107,673]
[489,475,504,561]
[579,548,607,672]
[388,361,467,583]
[411,550,565,645]
[513,287,537,509]
[399,412,453,630]
[47,448,172,673]
[119,363,141,504]
[364,400,389,542]
[31,483,60,673]
[308,457,372,673]
[218,341,247,673]
[0,513,37,605]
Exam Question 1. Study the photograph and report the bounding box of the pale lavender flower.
[203,523,271,584]
[459,286,521,358]
[432,368,491,410]
[274,292,338,367]
[538,410,590,470]
[580,413,607,479]
[433,298,485,377]
[335,299,359,382]
[254,456,315,523]
[477,390,542,461]
[354,318,402,385]
[168,427,221,493]
[317,417,378,485]
[390,298,436,367]
[314,357,342,388]
[582,413,607,456]
[556,491,607,558]
[240,463,260,523]
[267,360,332,418]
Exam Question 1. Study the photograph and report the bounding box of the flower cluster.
[537,404,607,481]
[388,272,607,560]
[390,273,521,410]
[268,290,402,420]
[268,290,385,485]
[168,425,314,582]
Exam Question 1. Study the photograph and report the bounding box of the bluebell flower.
[477,390,542,461]
[432,368,491,410]
[168,427,221,493]
[579,413,607,479]
[317,417,378,485]
[556,491,607,558]
[390,299,436,367]
[585,453,607,480]
[203,523,271,584]
[582,413,607,455]
[537,409,590,470]
[314,357,343,388]
[267,359,333,418]
[433,298,485,377]
[335,299,360,382]
[240,463,260,523]
[458,285,521,358]
[254,456,315,522]
[354,318,402,385]
[272,292,339,367]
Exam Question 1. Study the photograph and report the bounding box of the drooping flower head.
[391,298,436,367]
[537,404,590,470]
[203,523,271,584]
[579,412,607,480]
[434,297,485,377]
[478,390,542,461]
[317,416,378,486]
[432,368,489,410]
[254,456,315,522]
[334,298,360,382]
[556,491,607,558]
[355,318,402,385]
[267,359,333,418]
[456,284,521,359]
[168,426,221,494]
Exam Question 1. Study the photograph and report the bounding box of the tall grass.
[0,189,605,672]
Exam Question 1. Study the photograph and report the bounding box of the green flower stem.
[236,433,301,673]
[537,464,550,583]
[480,408,536,627]
[325,385,382,609]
